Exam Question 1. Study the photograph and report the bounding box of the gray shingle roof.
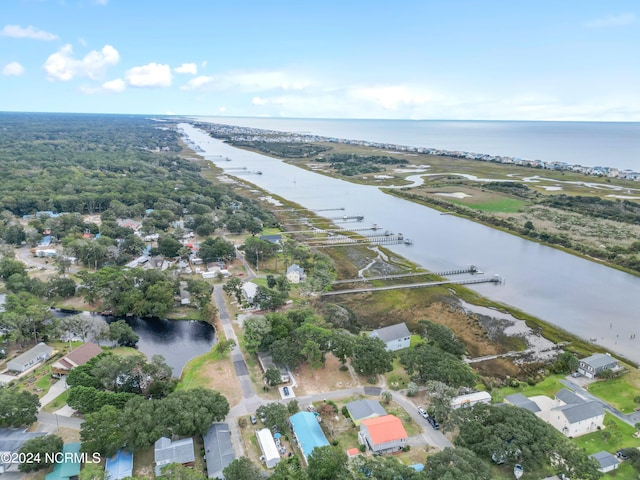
[556,400,604,424]
[286,264,304,275]
[555,388,585,405]
[589,451,619,470]
[345,399,387,421]
[0,428,46,460]
[7,342,52,369]
[581,353,618,370]
[203,423,235,479]
[371,323,410,343]
[504,393,541,413]
[154,437,195,476]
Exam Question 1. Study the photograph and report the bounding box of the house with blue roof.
[45,442,81,480]
[105,450,133,480]
[289,411,330,465]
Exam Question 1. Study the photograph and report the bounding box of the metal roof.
[154,437,195,477]
[203,423,235,479]
[556,401,604,424]
[589,451,619,470]
[289,412,330,460]
[105,450,133,480]
[504,393,541,413]
[345,399,386,421]
[370,323,410,343]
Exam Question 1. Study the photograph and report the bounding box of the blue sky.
[1,0,638,120]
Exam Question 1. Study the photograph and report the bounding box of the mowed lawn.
[575,413,640,454]
[491,374,567,403]
[588,372,640,414]
[448,196,526,213]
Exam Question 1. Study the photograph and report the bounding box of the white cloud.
[174,63,197,75]
[181,70,314,92]
[102,78,125,92]
[201,61,208,69]
[584,13,636,28]
[1,24,58,41]
[125,63,172,87]
[95,0,109,5]
[348,85,434,110]
[44,44,120,81]
[181,75,214,90]
[252,97,268,105]
[218,106,227,113]
[2,61,25,76]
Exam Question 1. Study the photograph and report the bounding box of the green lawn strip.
[490,374,566,403]
[177,349,221,390]
[42,391,68,413]
[448,197,526,213]
[384,402,421,437]
[409,335,424,348]
[588,376,640,414]
[574,413,640,454]
[603,461,638,479]
[385,358,410,391]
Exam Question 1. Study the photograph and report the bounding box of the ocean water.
[194,116,640,171]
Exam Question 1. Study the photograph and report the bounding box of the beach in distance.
[195,116,640,172]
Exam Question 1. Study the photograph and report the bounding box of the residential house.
[51,342,102,376]
[506,388,604,438]
[256,352,290,383]
[0,428,46,473]
[203,423,235,479]
[45,442,81,480]
[589,451,619,473]
[578,353,620,378]
[154,437,195,477]
[7,343,53,373]
[256,428,281,468]
[359,415,408,454]
[260,234,282,245]
[345,399,387,426]
[285,264,306,284]
[548,400,604,437]
[241,281,258,304]
[105,450,134,480]
[369,323,411,351]
[451,391,492,409]
[504,393,542,413]
[289,412,330,465]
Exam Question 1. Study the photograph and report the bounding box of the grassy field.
[490,374,567,402]
[447,196,526,213]
[588,371,640,414]
[575,413,640,453]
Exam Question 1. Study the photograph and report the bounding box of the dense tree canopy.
[222,457,262,480]
[17,435,64,473]
[0,388,40,427]
[423,447,491,480]
[400,343,477,388]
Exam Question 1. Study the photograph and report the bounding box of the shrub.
[359,444,366,452]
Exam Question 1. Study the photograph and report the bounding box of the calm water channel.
[181,123,640,364]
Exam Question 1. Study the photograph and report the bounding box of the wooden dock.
[321,275,501,296]
[332,266,478,285]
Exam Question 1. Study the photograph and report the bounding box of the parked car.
[617,449,630,460]
[283,386,290,396]
[417,406,428,419]
[427,415,440,430]
[571,371,581,378]
[250,415,257,425]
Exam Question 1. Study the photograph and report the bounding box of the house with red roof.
[51,342,103,375]
[359,414,408,454]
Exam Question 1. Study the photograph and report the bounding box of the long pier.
[305,233,406,247]
[321,276,501,296]
[326,215,364,221]
[332,266,478,284]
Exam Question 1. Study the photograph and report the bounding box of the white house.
[285,264,306,284]
[241,282,258,304]
[359,415,408,454]
[7,343,53,373]
[369,323,411,351]
[578,353,620,378]
[507,388,605,438]
[451,391,492,409]
[589,451,619,473]
[256,428,280,468]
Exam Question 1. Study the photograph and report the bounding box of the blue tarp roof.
[289,412,329,460]
[105,450,133,480]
